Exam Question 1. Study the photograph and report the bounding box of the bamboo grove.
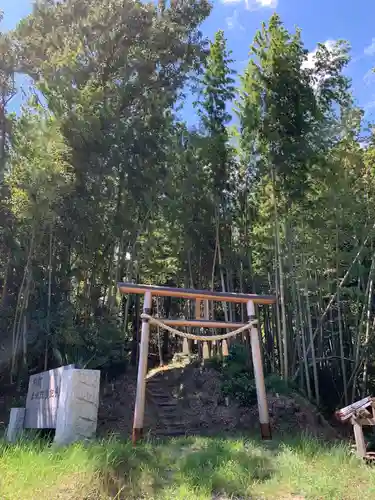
[1,1,375,413]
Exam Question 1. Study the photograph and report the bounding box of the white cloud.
[221,0,278,9]
[302,40,344,90]
[255,0,278,6]
[363,69,375,86]
[302,40,338,71]
[226,9,245,31]
[364,38,375,56]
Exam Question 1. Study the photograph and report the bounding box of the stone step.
[147,382,177,390]
[149,399,176,408]
[159,417,184,425]
[159,419,186,429]
[146,385,170,393]
[158,411,178,418]
[147,388,176,396]
[150,392,173,399]
[157,412,184,420]
[147,376,175,384]
[158,409,178,417]
[158,413,180,420]
[147,392,171,399]
[155,429,187,437]
[157,401,178,407]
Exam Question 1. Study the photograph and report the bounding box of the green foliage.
[218,345,296,407]
[195,29,236,209]
[0,436,373,499]
[0,2,374,415]
[0,0,213,372]
[237,14,351,201]
[7,111,72,222]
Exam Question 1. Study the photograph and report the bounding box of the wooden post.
[195,299,202,319]
[247,300,271,440]
[352,418,367,458]
[195,298,201,352]
[204,300,209,319]
[204,300,210,358]
[132,291,152,444]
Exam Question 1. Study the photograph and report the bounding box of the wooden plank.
[352,419,367,458]
[335,396,373,422]
[356,417,375,426]
[118,283,276,305]
[161,319,248,329]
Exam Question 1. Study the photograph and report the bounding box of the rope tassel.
[203,341,209,360]
[182,337,189,355]
[222,340,229,357]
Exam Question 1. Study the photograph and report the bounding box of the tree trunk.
[44,224,54,371]
[362,254,375,395]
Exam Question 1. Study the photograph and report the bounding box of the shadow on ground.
[96,435,280,499]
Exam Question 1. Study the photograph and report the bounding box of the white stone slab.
[6,408,26,443]
[54,369,100,446]
[24,364,75,429]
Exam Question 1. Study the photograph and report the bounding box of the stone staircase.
[146,368,187,437]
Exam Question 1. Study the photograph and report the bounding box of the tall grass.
[0,435,374,499]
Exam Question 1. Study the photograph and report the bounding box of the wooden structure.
[335,396,375,459]
[117,282,276,444]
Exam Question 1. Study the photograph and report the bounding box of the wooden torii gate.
[117,283,276,444]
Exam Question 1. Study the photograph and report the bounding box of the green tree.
[196,30,236,196]
[194,30,237,325]
[236,14,351,388]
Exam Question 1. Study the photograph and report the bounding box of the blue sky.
[2,0,375,121]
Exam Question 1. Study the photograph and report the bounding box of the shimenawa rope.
[140,313,257,342]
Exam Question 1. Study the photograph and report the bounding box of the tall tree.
[195,29,236,321]
[237,14,351,386]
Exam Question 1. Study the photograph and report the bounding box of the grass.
[0,434,375,499]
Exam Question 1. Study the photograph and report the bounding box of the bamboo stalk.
[44,224,53,371]
[336,227,348,406]
[271,168,287,378]
[11,228,35,382]
[304,276,320,406]
[293,226,375,381]
[0,251,10,309]
[296,278,312,400]
[362,254,375,395]
[351,262,373,401]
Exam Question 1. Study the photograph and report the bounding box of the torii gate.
[117,283,276,444]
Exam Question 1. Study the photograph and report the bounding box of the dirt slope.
[98,362,338,441]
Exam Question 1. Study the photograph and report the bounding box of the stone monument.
[54,369,101,446]
[5,365,101,446]
[5,408,26,443]
[24,364,75,429]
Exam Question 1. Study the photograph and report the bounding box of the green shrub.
[217,344,297,407]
